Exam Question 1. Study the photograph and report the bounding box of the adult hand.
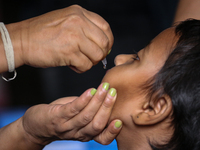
[6,5,113,73]
[22,83,122,146]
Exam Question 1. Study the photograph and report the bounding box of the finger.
[78,88,117,136]
[70,83,109,128]
[82,8,114,51]
[94,120,122,145]
[69,51,93,73]
[82,21,109,57]
[78,34,105,65]
[50,96,78,105]
[58,88,96,120]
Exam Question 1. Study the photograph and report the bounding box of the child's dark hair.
[147,19,200,150]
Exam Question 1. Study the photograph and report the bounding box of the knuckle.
[85,61,93,70]
[92,121,104,132]
[80,137,90,142]
[100,139,110,145]
[82,114,93,124]
[92,90,106,103]
[103,97,114,108]
[68,5,83,14]
[79,60,93,72]
[76,132,91,142]
[71,4,82,9]
[70,105,79,115]
[78,135,86,141]
[92,95,102,104]
[96,133,113,145]
[101,21,110,31]
[67,13,83,25]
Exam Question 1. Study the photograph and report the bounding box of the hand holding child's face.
[21,83,121,146]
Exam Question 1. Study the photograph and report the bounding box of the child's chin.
[101,76,108,84]
[101,69,112,83]
[101,74,107,83]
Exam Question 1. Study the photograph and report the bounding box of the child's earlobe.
[133,95,172,125]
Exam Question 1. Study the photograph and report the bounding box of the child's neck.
[116,120,173,150]
[116,126,152,150]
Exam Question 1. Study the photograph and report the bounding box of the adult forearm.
[0,118,44,150]
[174,0,200,23]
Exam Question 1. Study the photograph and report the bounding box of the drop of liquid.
[103,65,107,69]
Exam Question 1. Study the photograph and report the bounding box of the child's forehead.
[138,27,178,71]
[154,27,177,45]
[148,27,178,55]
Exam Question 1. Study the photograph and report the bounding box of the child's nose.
[114,54,132,66]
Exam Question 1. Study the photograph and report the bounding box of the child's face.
[102,27,177,124]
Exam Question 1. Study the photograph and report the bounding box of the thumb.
[93,119,122,145]
[50,96,78,105]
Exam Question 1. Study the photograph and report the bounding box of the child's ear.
[133,95,172,125]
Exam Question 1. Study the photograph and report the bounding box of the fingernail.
[90,88,97,96]
[103,82,109,90]
[108,49,111,55]
[109,88,116,97]
[115,120,122,128]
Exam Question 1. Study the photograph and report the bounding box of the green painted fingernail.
[90,88,97,96]
[108,49,111,55]
[115,120,122,128]
[109,88,116,97]
[103,82,109,90]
